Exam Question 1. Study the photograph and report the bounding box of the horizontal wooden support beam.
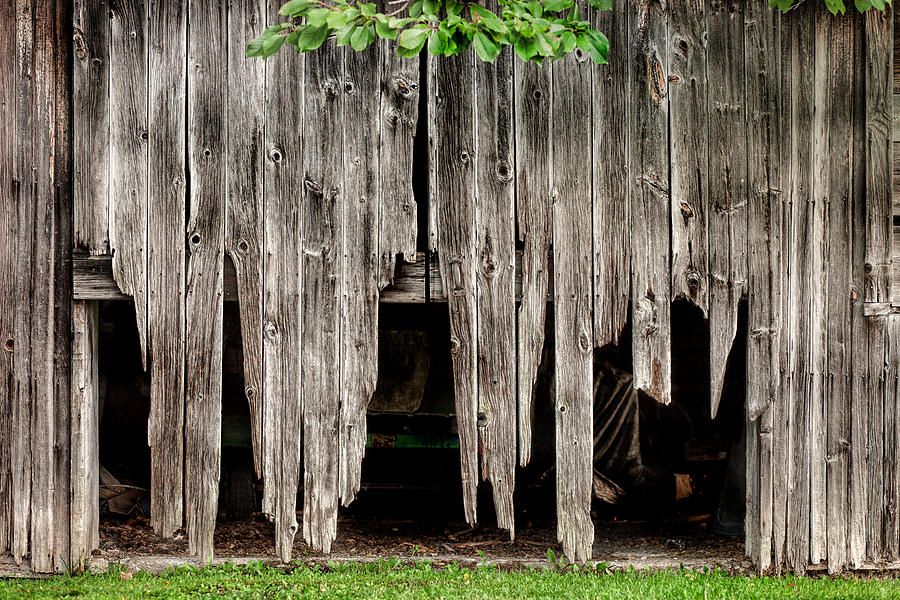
[73,252,550,304]
[863,301,900,316]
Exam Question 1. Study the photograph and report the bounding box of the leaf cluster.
[771,0,890,14]
[246,0,611,65]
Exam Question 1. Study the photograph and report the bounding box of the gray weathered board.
[2,0,900,575]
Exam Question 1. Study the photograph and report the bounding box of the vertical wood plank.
[552,32,594,564]
[707,0,747,418]
[0,0,15,557]
[866,316,886,561]
[431,53,479,527]
[301,39,343,554]
[340,41,380,506]
[147,0,186,538]
[73,0,110,255]
[108,0,150,370]
[70,301,100,571]
[262,0,303,561]
[884,316,900,560]
[865,7,893,304]
[225,0,266,479]
[593,0,630,348]
[184,0,226,564]
[474,3,516,534]
[668,0,708,313]
[628,0,671,405]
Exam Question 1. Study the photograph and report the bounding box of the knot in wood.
[237,239,249,253]
[393,76,416,97]
[449,335,461,355]
[679,201,693,220]
[323,80,339,97]
[532,89,543,100]
[477,412,488,427]
[3,338,12,352]
[264,320,278,340]
[267,146,283,164]
[495,160,512,182]
[480,253,497,277]
[245,386,256,400]
[73,29,87,60]
[558,403,568,414]
[648,56,667,104]
[459,151,470,164]
[344,81,355,94]
[579,332,591,353]
[573,48,587,63]
[189,233,201,246]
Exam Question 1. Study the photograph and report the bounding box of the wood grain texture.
[866,317,886,562]
[147,0,186,538]
[301,39,343,554]
[261,0,303,560]
[551,37,594,564]
[668,0,708,313]
[884,316,900,561]
[340,41,380,507]
[628,0,671,405]
[707,0,747,419]
[184,0,226,564]
[108,0,149,369]
[474,6,516,535]
[70,301,100,572]
[72,0,110,255]
[593,0,630,348]
[865,8,893,304]
[225,0,266,478]
[431,52,479,527]
[514,57,550,467]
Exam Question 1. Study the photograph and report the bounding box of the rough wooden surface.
[628,0,671,405]
[184,0,226,564]
[551,36,595,563]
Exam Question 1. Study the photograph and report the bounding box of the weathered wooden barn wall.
[2,0,900,575]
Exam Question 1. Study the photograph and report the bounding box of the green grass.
[1,560,898,599]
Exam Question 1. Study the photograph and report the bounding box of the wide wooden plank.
[865,8,893,304]
[340,41,380,507]
[108,0,149,368]
[301,38,343,554]
[225,0,266,478]
[70,301,100,571]
[707,0,747,418]
[628,0,671,405]
[147,0,187,538]
[668,0,708,313]
[73,0,110,255]
[184,0,226,564]
[474,7,516,535]
[261,0,303,561]
[552,34,594,564]
[431,51,479,527]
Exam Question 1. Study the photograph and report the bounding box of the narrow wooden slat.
[301,40,343,554]
[884,316,900,560]
[668,0,708,313]
[73,0,110,255]
[865,8,893,304]
[0,0,15,557]
[70,301,100,571]
[593,0,629,348]
[184,0,226,564]
[514,58,550,468]
[474,5,516,535]
[707,0,747,418]
[261,0,303,560]
[824,12,854,574]
[108,0,149,369]
[147,0,186,538]
[340,41,380,506]
[866,317,886,561]
[225,0,266,478]
[552,34,594,564]
[628,0,671,405]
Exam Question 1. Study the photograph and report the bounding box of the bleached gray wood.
[884,316,900,560]
[340,41,380,507]
[707,0,747,419]
[225,0,266,478]
[866,317,886,562]
[70,301,100,572]
[628,0,671,405]
[108,0,149,369]
[184,0,226,564]
[147,0,186,538]
[0,0,14,557]
[431,52,479,528]
[592,0,630,348]
[552,37,594,564]
[474,6,516,535]
[261,0,303,560]
[668,0,708,313]
[301,39,343,554]
[73,0,110,255]
[865,9,893,304]
[514,57,550,468]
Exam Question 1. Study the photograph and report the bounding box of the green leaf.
[559,31,576,54]
[542,0,572,12]
[246,34,266,57]
[279,0,311,16]
[470,5,508,34]
[360,3,376,17]
[375,20,398,40]
[335,24,355,46]
[263,33,287,57]
[588,0,613,10]
[350,24,370,50]
[326,10,350,29]
[514,36,538,62]
[472,31,499,63]
[526,1,543,17]
[398,26,429,49]
[409,0,425,17]
[423,0,441,15]
[306,8,330,28]
[297,24,329,51]
[534,32,553,56]
[825,0,846,13]
[428,29,449,55]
